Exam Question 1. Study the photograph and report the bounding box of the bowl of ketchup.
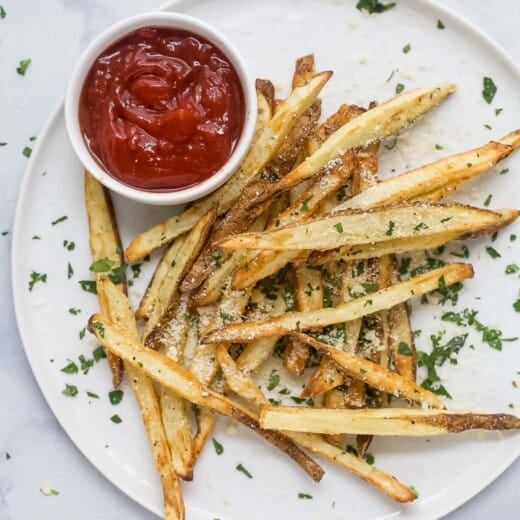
[65,12,257,205]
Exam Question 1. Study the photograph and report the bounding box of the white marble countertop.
[0,1,518,519]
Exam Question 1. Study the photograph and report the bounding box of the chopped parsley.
[61,361,78,374]
[79,280,97,294]
[5,452,10,460]
[267,370,280,391]
[505,264,519,274]
[110,414,122,424]
[435,144,443,150]
[0,6,6,19]
[495,108,503,116]
[89,258,115,272]
[219,310,235,324]
[28,271,47,291]
[395,83,405,94]
[397,341,413,356]
[51,215,68,226]
[236,463,252,478]
[365,452,375,465]
[211,249,223,267]
[356,0,395,14]
[482,77,497,104]
[485,246,501,259]
[17,58,31,75]
[79,354,94,375]
[62,384,79,397]
[300,195,313,212]
[22,146,32,158]
[402,43,411,54]
[87,391,99,399]
[93,346,106,361]
[93,321,105,338]
[40,488,59,496]
[333,222,344,233]
[68,307,81,315]
[1,231,7,236]
[63,240,75,251]
[442,308,517,350]
[385,220,395,236]
[67,262,74,279]
[499,168,509,175]
[298,493,313,499]
[212,438,224,455]
[450,245,469,259]
[483,194,492,207]
[437,19,445,29]
[414,222,428,232]
[513,299,520,313]
[484,124,492,130]
[418,331,469,398]
[79,327,86,340]
[109,390,124,405]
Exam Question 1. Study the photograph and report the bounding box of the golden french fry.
[218,203,504,252]
[125,72,332,262]
[143,207,216,342]
[259,406,520,435]
[84,172,124,387]
[97,278,185,520]
[204,264,474,344]
[249,83,456,206]
[335,130,520,212]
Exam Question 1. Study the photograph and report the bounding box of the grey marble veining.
[0,1,518,519]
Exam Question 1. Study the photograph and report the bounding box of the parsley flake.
[356,0,396,14]
[109,389,124,405]
[437,19,445,29]
[212,438,224,455]
[17,58,31,75]
[61,361,78,374]
[402,43,411,54]
[22,146,32,158]
[62,384,78,397]
[298,493,313,499]
[110,414,122,424]
[482,77,497,104]
[395,83,405,94]
[333,222,344,233]
[51,215,68,226]
[236,463,253,478]
[28,271,47,291]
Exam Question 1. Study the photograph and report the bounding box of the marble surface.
[0,1,518,519]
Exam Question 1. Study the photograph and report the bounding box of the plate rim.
[10,1,520,519]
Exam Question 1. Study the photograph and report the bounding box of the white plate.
[12,0,520,519]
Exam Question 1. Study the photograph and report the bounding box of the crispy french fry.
[125,72,332,262]
[249,84,456,206]
[216,345,416,503]
[334,131,520,212]
[88,314,325,482]
[259,406,520,435]
[143,207,216,343]
[218,203,504,252]
[203,264,474,344]
[97,278,184,519]
[291,333,443,408]
[84,172,124,387]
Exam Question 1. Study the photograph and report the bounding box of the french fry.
[283,266,323,375]
[137,234,186,321]
[249,83,456,206]
[334,130,520,212]
[97,275,184,519]
[259,406,520,436]
[125,72,332,262]
[143,207,216,343]
[84,172,124,387]
[218,203,505,252]
[203,264,474,344]
[88,314,325,482]
[216,345,416,503]
[291,332,443,408]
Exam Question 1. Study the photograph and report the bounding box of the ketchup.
[79,27,245,191]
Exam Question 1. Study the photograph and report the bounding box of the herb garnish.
[397,341,413,356]
[17,58,31,75]
[109,390,124,405]
[61,361,78,374]
[485,246,501,259]
[110,414,122,424]
[437,19,445,29]
[79,280,97,294]
[0,6,6,18]
[22,146,32,158]
[333,222,344,233]
[51,215,68,226]
[212,438,224,455]
[68,307,81,315]
[356,0,396,14]
[385,220,395,236]
[300,195,313,212]
[28,271,47,291]
[236,463,253,478]
[67,262,74,279]
[402,43,411,54]
[298,493,313,499]
[62,384,79,397]
[267,370,280,391]
[93,346,106,361]
[482,77,497,104]
[395,83,405,94]
[89,258,115,272]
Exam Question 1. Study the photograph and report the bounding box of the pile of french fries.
[84,55,520,519]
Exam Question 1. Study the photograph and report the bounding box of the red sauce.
[79,27,245,191]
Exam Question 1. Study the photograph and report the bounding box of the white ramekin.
[65,12,257,206]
